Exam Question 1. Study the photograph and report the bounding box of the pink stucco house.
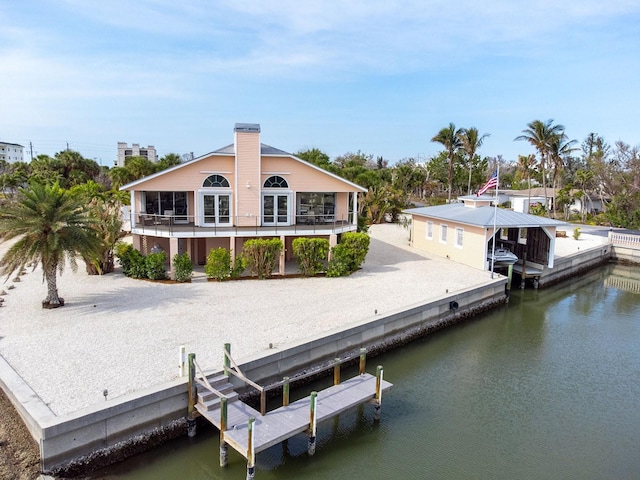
[120,123,366,277]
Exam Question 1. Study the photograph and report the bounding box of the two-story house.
[120,123,366,277]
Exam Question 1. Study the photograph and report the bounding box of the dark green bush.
[292,237,329,276]
[326,231,370,277]
[243,238,283,279]
[145,252,167,280]
[115,242,146,278]
[172,252,193,282]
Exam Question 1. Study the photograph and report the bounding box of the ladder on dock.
[187,345,392,478]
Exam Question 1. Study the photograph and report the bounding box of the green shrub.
[115,242,146,278]
[172,252,193,282]
[145,252,167,280]
[231,255,246,278]
[573,227,582,240]
[326,243,353,277]
[243,238,283,279]
[205,247,232,281]
[326,232,370,277]
[292,237,329,276]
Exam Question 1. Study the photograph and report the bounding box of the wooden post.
[260,390,266,416]
[333,358,340,385]
[283,377,290,407]
[178,345,186,377]
[187,353,197,437]
[359,348,367,375]
[220,397,228,467]
[521,252,527,289]
[247,417,255,480]
[374,365,383,421]
[507,264,513,296]
[224,343,231,377]
[308,391,318,455]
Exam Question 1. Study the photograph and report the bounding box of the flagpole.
[490,165,499,279]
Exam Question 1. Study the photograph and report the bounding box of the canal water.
[95,264,640,480]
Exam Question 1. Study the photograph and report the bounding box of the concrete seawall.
[537,244,612,287]
[9,278,507,474]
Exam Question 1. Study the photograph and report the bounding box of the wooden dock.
[188,346,392,478]
[196,373,392,457]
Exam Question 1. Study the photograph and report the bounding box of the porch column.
[229,238,235,269]
[169,237,179,279]
[279,235,286,275]
[329,234,338,261]
[353,193,358,225]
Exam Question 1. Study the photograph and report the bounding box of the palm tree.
[549,134,578,217]
[515,119,565,216]
[432,123,463,203]
[517,154,536,213]
[0,182,100,308]
[458,127,490,194]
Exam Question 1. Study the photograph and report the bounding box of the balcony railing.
[129,213,357,237]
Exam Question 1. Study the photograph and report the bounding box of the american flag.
[477,171,498,196]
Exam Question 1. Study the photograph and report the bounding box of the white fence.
[608,232,640,249]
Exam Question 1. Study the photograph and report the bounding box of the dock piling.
[220,397,228,467]
[374,365,383,421]
[359,348,367,375]
[224,343,231,377]
[247,417,255,480]
[333,358,340,385]
[308,391,318,455]
[187,353,197,437]
[283,376,290,407]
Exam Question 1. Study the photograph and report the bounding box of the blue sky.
[2,1,639,166]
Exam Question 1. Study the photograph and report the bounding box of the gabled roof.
[405,204,566,229]
[210,143,291,156]
[120,142,367,192]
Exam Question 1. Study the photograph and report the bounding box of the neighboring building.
[116,142,157,167]
[0,142,24,163]
[405,195,565,271]
[120,123,366,277]
[506,188,609,215]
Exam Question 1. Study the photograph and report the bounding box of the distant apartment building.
[116,142,157,167]
[0,142,25,163]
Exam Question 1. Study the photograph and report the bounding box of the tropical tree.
[548,134,578,216]
[0,182,101,308]
[69,181,127,274]
[157,153,182,171]
[517,154,536,212]
[432,123,463,203]
[458,127,490,195]
[515,119,566,216]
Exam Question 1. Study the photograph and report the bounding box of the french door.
[202,193,231,226]
[262,193,290,225]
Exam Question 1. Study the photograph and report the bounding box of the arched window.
[263,175,288,188]
[203,174,229,188]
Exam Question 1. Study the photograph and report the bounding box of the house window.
[143,191,188,219]
[425,221,433,240]
[264,175,288,188]
[440,224,448,243]
[455,227,464,248]
[203,174,230,188]
[518,227,528,244]
[297,192,335,224]
[500,228,508,240]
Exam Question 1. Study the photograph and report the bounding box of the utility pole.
[29,141,34,161]
[66,141,69,151]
